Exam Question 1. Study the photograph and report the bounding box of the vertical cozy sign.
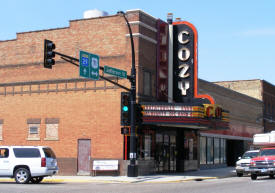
[173,21,214,104]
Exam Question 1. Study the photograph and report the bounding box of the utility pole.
[117,11,138,177]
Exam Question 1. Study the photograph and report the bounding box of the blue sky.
[1,0,275,84]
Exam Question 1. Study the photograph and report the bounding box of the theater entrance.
[155,131,177,173]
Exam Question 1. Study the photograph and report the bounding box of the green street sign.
[104,65,127,79]
[79,50,99,80]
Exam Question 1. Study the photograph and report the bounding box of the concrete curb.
[0,176,220,184]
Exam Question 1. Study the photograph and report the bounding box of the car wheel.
[14,168,31,184]
[30,177,44,184]
[237,172,243,177]
[269,174,274,179]
[251,174,257,180]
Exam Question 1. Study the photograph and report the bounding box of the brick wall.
[0,10,158,175]
[262,80,275,132]
[214,79,275,133]
[214,79,262,100]
[199,79,264,137]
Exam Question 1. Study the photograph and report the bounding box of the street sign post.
[79,50,99,80]
[104,65,127,79]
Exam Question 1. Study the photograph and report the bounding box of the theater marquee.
[141,103,229,129]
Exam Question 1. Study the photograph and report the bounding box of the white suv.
[0,146,58,184]
[235,149,259,177]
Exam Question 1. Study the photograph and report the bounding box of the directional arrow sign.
[104,65,127,79]
[79,50,99,80]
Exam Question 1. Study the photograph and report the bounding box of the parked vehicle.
[250,147,275,180]
[235,149,259,177]
[0,146,58,184]
[249,131,275,180]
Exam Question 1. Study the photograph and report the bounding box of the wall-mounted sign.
[156,20,169,101]
[203,104,222,119]
[141,104,204,118]
[140,103,229,129]
[141,103,229,122]
[172,21,214,104]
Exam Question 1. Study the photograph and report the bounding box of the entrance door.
[77,139,91,175]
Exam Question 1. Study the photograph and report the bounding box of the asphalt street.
[1,176,275,193]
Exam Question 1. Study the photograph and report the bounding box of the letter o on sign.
[178,48,190,61]
[215,107,222,119]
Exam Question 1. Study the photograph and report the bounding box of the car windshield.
[260,149,275,156]
[242,151,258,159]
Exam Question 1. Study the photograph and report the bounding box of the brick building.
[0,10,263,175]
[215,79,275,133]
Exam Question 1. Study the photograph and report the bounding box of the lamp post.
[117,11,138,177]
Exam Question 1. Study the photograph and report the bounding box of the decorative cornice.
[126,33,157,44]
[129,21,157,32]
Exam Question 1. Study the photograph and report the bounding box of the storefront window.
[189,139,194,160]
[137,129,155,161]
[220,139,226,164]
[155,133,163,172]
[144,135,152,160]
[214,138,220,164]
[207,137,213,164]
[200,136,227,166]
[200,136,206,164]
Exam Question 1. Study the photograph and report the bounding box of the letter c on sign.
[206,106,214,118]
[178,30,190,44]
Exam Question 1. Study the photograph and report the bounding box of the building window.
[144,135,152,160]
[0,120,3,140]
[27,119,41,140]
[45,118,59,140]
[143,71,151,96]
[200,136,227,166]
[207,137,213,164]
[0,124,2,140]
[28,124,40,140]
[200,136,206,164]
[29,126,38,134]
[220,139,226,164]
[272,105,274,119]
[214,138,220,164]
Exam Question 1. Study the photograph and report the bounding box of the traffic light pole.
[117,11,138,177]
[44,10,138,177]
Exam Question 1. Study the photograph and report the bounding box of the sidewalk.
[0,167,236,184]
[42,167,236,183]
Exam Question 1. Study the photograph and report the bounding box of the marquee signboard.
[141,103,229,129]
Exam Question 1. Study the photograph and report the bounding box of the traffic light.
[121,127,130,135]
[44,39,56,69]
[121,92,131,126]
[136,103,144,125]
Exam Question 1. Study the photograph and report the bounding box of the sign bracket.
[57,52,130,91]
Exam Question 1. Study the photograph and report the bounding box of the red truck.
[249,147,275,180]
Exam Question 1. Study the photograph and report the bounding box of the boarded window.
[0,124,2,140]
[45,123,59,140]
